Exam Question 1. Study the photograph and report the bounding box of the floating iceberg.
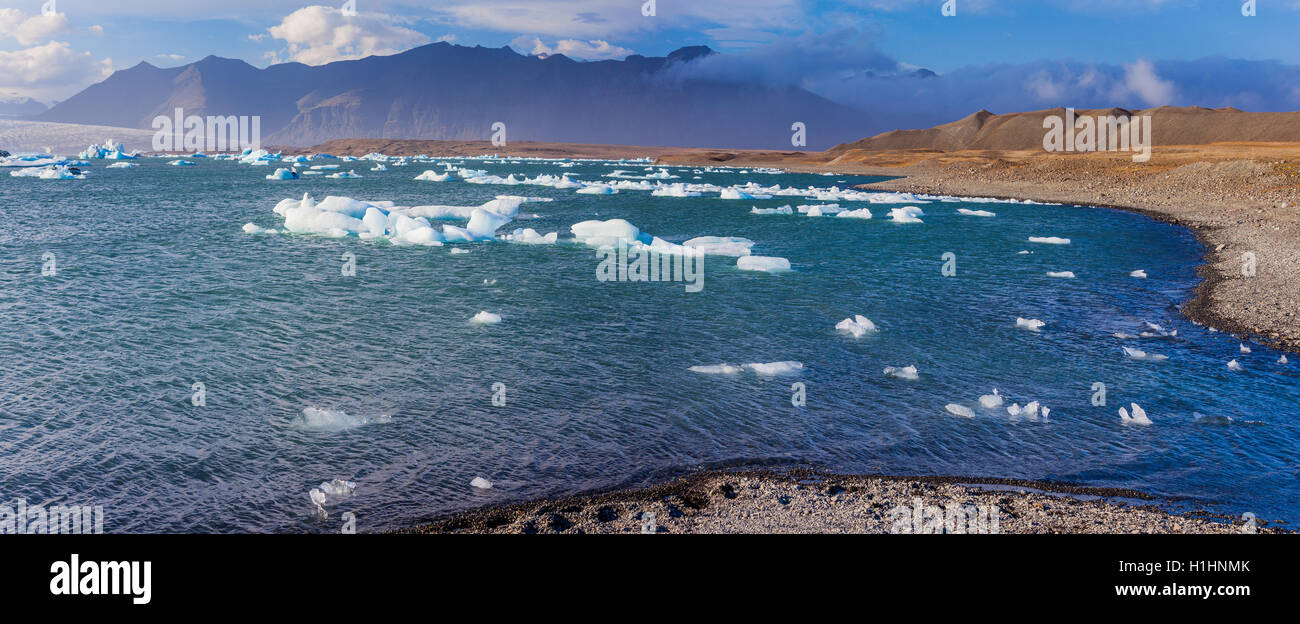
[945,404,976,418]
[168,160,195,166]
[888,206,924,223]
[978,389,1003,410]
[1240,343,1252,354]
[503,228,558,245]
[835,315,878,338]
[1130,270,1147,278]
[1015,317,1046,332]
[957,208,996,217]
[1123,347,1169,362]
[291,407,391,431]
[242,223,278,235]
[470,477,494,490]
[414,170,450,182]
[883,365,919,380]
[9,165,84,179]
[1227,359,1244,371]
[106,162,137,169]
[651,183,701,197]
[743,361,803,376]
[736,256,791,273]
[326,170,361,179]
[683,236,754,257]
[272,193,524,245]
[751,205,794,215]
[836,208,873,219]
[1046,271,1076,278]
[1119,403,1152,426]
[265,168,300,180]
[470,311,502,325]
[1028,236,1070,245]
[689,364,744,375]
[576,184,617,195]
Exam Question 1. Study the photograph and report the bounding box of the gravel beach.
[399,469,1275,534]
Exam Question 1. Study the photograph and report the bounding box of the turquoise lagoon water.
[1,157,1297,532]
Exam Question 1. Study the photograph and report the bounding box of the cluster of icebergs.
[945,388,1051,422]
[249,193,530,245]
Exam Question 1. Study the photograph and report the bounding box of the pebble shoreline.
[398,469,1275,534]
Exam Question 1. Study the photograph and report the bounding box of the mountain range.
[35,43,872,150]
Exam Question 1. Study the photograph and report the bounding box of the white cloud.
[267,5,429,65]
[435,33,457,43]
[509,36,633,60]
[1118,59,1175,106]
[434,0,802,39]
[0,41,113,100]
[0,8,71,45]
[88,25,104,36]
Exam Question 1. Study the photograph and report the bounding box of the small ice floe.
[449,248,470,255]
[1007,401,1046,421]
[1046,271,1076,278]
[1112,333,1139,340]
[266,167,300,180]
[978,389,1003,410]
[945,404,976,418]
[326,170,362,179]
[503,228,558,245]
[1227,359,1244,372]
[1280,355,1290,365]
[242,223,278,235]
[1028,236,1070,245]
[742,361,804,376]
[1194,413,1234,426]
[736,256,791,273]
[836,208,873,219]
[1017,250,1032,255]
[470,476,494,490]
[1123,347,1169,362]
[888,207,924,223]
[751,205,794,215]
[414,170,450,182]
[689,364,744,375]
[1118,403,1152,426]
[106,162,137,169]
[1016,317,1046,332]
[957,208,995,217]
[835,315,878,338]
[470,311,502,325]
[370,164,387,172]
[291,407,391,431]
[577,184,617,195]
[883,365,919,380]
[168,159,195,166]
[483,279,498,286]
[1130,270,1148,278]
[1140,322,1177,338]
[1240,343,1252,354]
[308,478,357,519]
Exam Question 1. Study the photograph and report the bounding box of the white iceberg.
[1119,403,1152,426]
[1123,347,1169,362]
[470,311,502,325]
[835,315,878,338]
[945,404,976,418]
[883,365,919,380]
[736,256,791,273]
[1028,236,1071,245]
[1016,317,1046,332]
[743,361,804,376]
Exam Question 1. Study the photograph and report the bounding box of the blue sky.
[2,0,1299,109]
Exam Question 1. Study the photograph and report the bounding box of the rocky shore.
[398,469,1275,534]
